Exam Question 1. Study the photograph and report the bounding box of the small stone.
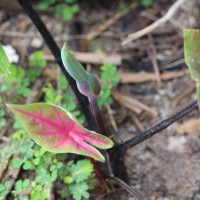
[167,136,187,153]
[31,37,43,48]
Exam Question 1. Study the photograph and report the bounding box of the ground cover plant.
[0,0,200,199]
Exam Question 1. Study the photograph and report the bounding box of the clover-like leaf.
[7,103,113,162]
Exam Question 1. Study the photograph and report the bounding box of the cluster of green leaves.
[61,160,96,200]
[38,0,79,21]
[98,63,120,107]
[0,50,47,102]
[0,181,11,199]
[0,65,31,100]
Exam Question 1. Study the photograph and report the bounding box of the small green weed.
[140,0,152,7]
[98,63,120,107]
[38,0,79,21]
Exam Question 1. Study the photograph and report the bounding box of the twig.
[42,51,122,66]
[85,3,137,41]
[112,91,157,117]
[120,70,188,83]
[129,112,144,132]
[110,176,145,200]
[110,100,198,169]
[122,0,187,45]
[147,34,161,89]
[172,85,194,108]
[106,105,118,132]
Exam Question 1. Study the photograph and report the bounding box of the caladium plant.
[7,103,114,162]
[184,29,200,107]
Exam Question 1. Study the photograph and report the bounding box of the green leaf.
[184,29,200,80]
[12,157,24,168]
[61,43,87,82]
[0,44,11,77]
[0,118,6,127]
[62,6,73,20]
[23,161,33,170]
[50,164,56,171]
[50,170,57,182]
[71,4,79,13]
[15,180,23,193]
[33,157,40,166]
[69,182,89,200]
[29,51,47,68]
[140,0,152,7]
[0,184,5,192]
[69,159,94,183]
[58,75,69,90]
[4,181,11,189]
[61,43,101,96]
[184,29,200,107]
[22,179,30,188]
[7,65,25,83]
[0,109,5,117]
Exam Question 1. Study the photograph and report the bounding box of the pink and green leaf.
[7,103,114,162]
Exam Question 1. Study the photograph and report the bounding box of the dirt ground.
[0,0,200,199]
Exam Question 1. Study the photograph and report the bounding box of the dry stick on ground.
[120,69,188,83]
[110,176,145,200]
[129,112,144,132]
[42,51,122,65]
[109,100,198,175]
[84,3,137,41]
[122,0,187,45]
[112,90,158,117]
[172,85,195,108]
[147,34,161,89]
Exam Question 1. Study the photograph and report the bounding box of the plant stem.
[18,0,97,130]
[89,97,129,182]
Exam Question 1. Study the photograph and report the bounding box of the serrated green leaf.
[69,159,94,183]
